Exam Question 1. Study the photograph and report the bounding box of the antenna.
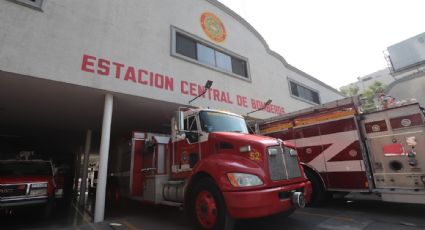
[247,99,272,116]
[189,80,213,104]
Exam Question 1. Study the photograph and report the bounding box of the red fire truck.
[255,97,425,206]
[127,108,311,230]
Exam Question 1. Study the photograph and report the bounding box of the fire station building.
[0,0,343,222]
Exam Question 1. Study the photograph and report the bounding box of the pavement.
[2,198,425,230]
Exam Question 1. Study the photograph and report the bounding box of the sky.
[218,0,425,89]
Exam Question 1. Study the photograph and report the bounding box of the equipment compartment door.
[362,104,425,190]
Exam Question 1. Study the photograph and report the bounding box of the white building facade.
[0,0,343,222]
[0,0,342,119]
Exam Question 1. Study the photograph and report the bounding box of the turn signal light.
[239,145,251,153]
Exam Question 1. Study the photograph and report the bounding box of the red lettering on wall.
[112,62,124,79]
[138,69,148,85]
[164,76,174,91]
[149,72,154,86]
[251,98,258,109]
[221,92,233,104]
[181,81,188,94]
[189,83,197,96]
[81,54,96,73]
[124,67,137,83]
[213,89,220,101]
[237,95,248,107]
[80,55,286,115]
[155,74,164,89]
[97,59,110,75]
[198,85,206,98]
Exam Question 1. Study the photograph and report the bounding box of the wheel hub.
[196,191,217,229]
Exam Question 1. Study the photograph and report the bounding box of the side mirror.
[175,111,184,132]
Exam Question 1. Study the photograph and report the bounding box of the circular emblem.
[401,119,412,127]
[371,124,381,132]
[306,148,312,154]
[200,12,226,43]
[349,150,358,158]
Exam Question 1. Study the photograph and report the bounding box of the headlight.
[227,173,263,187]
[288,148,298,156]
[268,148,279,156]
[30,183,48,196]
[31,183,48,188]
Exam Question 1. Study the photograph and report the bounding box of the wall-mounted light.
[189,80,213,104]
[247,99,272,116]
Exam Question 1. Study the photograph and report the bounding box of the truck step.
[160,200,184,209]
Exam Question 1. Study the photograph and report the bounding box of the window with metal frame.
[173,32,249,79]
[290,81,320,104]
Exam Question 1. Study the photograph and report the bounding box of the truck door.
[130,134,145,197]
[172,115,201,179]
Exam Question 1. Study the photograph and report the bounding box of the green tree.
[360,81,387,111]
[340,84,360,96]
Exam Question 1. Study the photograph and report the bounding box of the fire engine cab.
[127,108,312,230]
[255,97,425,205]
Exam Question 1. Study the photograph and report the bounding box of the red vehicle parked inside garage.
[0,160,56,217]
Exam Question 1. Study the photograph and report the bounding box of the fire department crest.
[401,119,412,127]
[371,124,381,132]
[200,12,226,43]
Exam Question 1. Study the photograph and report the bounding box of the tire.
[191,177,235,230]
[304,169,328,207]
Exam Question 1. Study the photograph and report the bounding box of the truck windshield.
[199,111,249,134]
[0,161,52,177]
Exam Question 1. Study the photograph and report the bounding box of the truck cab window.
[199,111,249,134]
[184,116,199,143]
[185,116,198,131]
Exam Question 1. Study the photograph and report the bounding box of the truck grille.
[268,146,302,181]
[0,184,27,197]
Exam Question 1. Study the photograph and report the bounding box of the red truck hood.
[0,176,51,184]
[210,132,294,148]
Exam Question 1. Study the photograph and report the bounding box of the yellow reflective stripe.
[260,122,293,133]
[294,109,356,126]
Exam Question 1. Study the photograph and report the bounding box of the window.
[197,44,215,66]
[216,51,232,71]
[185,116,198,131]
[290,81,320,104]
[176,34,196,59]
[173,31,249,79]
[9,0,44,11]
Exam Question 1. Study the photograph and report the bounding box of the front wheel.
[305,169,329,206]
[191,178,235,230]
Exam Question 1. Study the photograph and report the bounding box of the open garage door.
[0,71,182,229]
